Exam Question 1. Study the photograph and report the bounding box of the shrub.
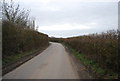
[2,21,49,59]
[64,30,118,73]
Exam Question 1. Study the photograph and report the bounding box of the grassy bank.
[67,45,118,79]
[63,30,118,79]
[3,47,47,66]
[2,44,49,75]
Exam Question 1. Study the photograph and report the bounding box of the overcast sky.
[12,0,119,37]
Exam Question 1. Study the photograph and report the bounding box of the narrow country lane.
[3,42,80,79]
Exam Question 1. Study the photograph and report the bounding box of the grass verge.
[3,49,39,66]
[2,44,49,75]
[67,45,118,79]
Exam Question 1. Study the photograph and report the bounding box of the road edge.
[63,43,93,79]
[2,43,51,76]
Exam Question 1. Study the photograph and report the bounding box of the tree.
[2,0,31,28]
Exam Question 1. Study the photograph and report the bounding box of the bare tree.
[2,0,30,28]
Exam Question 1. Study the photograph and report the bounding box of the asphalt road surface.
[3,42,80,79]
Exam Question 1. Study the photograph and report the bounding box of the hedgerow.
[64,30,118,76]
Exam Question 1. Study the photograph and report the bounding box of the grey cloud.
[41,27,113,38]
[33,2,117,26]
[15,1,118,37]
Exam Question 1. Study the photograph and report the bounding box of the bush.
[64,30,118,73]
[2,0,49,59]
[2,21,49,58]
[49,37,64,43]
